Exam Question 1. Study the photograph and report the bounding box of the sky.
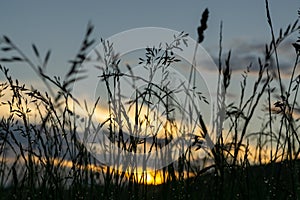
[0,0,299,81]
[0,1,299,182]
[0,0,299,134]
[0,0,299,126]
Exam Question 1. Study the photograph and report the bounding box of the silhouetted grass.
[0,2,300,200]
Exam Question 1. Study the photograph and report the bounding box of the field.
[0,1,300,200]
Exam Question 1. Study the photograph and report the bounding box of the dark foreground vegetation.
[1,161,299,199]
[0,1,300,199]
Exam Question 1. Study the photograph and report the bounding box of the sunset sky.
[0,0,299,160]
[0,1,300,189]
[1,0,299,128]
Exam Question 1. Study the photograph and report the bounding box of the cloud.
[206,38,299,77]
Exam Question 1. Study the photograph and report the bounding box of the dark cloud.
[205,38,298,75]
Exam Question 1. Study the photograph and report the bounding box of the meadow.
[0,1,300,199]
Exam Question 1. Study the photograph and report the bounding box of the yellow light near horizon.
[145,172,163,185]
[132,170,164,185]
[27,154,165,185]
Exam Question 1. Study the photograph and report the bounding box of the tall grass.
[0,2,300,200]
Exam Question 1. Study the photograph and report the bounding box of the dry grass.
[0,2,300,199]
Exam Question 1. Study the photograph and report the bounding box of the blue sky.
[0,0,299,80]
